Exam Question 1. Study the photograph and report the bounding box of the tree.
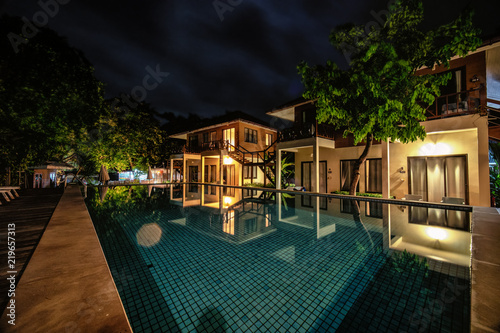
[298,0,481,195]
[0,16,174,182]
[81,99,168,173]
[0,15,105,179]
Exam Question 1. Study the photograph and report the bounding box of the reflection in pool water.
[85,184,471,333]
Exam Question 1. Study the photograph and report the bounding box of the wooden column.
[313,137,319,192]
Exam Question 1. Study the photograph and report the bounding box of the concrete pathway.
[471,206,500,333]
[0,186,131,332]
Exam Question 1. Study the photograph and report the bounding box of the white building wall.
[486,45,500,104]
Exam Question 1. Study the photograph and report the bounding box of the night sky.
[2,0,500,120]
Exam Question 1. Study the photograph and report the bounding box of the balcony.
[426,88,484,119]
[278,121,335,142]
[200,140,229,151]
[171,140,231,154]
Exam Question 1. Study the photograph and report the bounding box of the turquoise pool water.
[84,184,471,333]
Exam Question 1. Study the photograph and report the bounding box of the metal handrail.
[426,87,483,118]
[486,99,500,128]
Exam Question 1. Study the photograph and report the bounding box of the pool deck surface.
[0,188,63,312]
[0,186,132,332]
[0,185,498,332]
[471,207,500,333]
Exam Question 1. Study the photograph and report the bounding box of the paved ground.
[471,207,500,333]
[0,188,63,312]
[0,186,131,332]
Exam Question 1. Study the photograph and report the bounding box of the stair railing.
[487,98,500,128]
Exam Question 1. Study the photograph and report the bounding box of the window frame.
[243,165,258,179]
[266,133,273,146]
[340,159,359,193]
[407,154,469,204]
[365,158,382,194]
[189,135,199,149]
[244,128,258,144]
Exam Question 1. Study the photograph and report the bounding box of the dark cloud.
[2,0,500,121]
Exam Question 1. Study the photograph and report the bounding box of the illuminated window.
[223,128,235,150]
[408,155,467,203]
[266,133,273,146]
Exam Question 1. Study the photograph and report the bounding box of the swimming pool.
[84,184,471,332]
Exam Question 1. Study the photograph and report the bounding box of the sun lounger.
[0,186,20,198]
[0,190,12,204]
[403,194,423,201]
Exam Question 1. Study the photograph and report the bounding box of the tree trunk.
[352,200,375,252]
[127,154,134,171]
[349,133,373,195]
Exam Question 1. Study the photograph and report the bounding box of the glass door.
[223,128,235,151]
[301,161,327,192]
[409,155,467,203]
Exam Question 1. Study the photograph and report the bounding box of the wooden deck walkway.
[0,188,63,312]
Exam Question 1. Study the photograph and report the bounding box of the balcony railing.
[200,140,236,151]
[172,140,232,154]
[426,88,483,119]
[278,121,335,142]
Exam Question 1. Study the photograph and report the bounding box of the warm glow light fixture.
[223,196,232,206]
[223,156,233,165]
[419,142,452,156]
[426,227,448,240]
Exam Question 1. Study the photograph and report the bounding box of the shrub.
[243,182,275,188]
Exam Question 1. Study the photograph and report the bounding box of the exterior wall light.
[419,142,452,156]
[223,196,233,206]
[470,75,479,83]
[426,227,448,240]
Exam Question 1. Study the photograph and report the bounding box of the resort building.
[168,111,278,188]
[268,38,500,207]
[29,161,74,188]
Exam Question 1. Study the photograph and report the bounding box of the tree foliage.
[0,15,105,173]
[81,100,170,172]
[298,0,481,194]
[0,15,176,181]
